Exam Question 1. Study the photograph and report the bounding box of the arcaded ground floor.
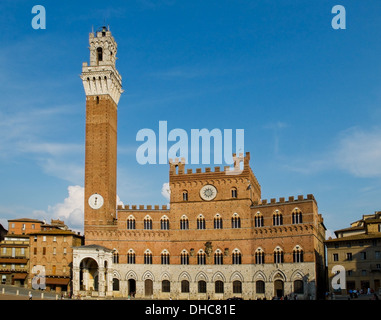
[75,262,320,300]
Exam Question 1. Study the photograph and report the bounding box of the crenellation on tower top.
[81,26,123,105]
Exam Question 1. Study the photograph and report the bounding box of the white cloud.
[161,182,171,202]
[38,158,83,185]
[283,126,381,179]
[21,142,83,156]
[33,185,85,232]
[116,195,124,207]
[334,127,381,178]
[0,107,84,184]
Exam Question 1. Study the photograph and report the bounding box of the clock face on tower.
[200,185,217,201]
[88,193,104,210]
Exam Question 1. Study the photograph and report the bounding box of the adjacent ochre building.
[0,218,44,286]
[326,211,381,294]
[72,27,327,300]
[0,218,84,294]
[28,228,84,293]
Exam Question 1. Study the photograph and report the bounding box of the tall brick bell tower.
[81,26,123,236]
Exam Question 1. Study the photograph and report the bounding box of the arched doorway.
[274,280,284,298]
[80,258,98,292]
[113,278,120,291]
[145,279,153,296]
[128,279,136,297]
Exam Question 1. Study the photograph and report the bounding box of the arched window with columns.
[255,247,265,264]
[181,250,189,265]
[127,249,135,264]
[214,249,224,265]
[292,208,303,224]
[273,246,284,264]
[180,215,189,230]
[254,212,264,227]
[160,215,170,230]
[144,215,153,230]
[273,210,283,226]
[197,214,206,230]
[214,214,223,229]
[197,249,206,265]
[231,213,241,229]
[144,249,153,264]
[293,245,304,263]
[161,249,170,265]
[232,249,242,264]
[127,215,135,229]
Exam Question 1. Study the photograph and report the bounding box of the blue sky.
[1,1,381,236]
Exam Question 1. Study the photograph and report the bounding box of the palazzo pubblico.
[72,27,326,300]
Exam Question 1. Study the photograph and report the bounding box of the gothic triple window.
[144,250,152,264]
[197,215,206,230]
[273,247,284,264]
[293,246,304,263]
[180,215,189,230]
[254,212,264,227]
[292,209,303,224]
[161,250,170,265]
[144,216,153,230]
[127,216,136,230]
[127,249,135,264]
[232,249,242,264]
[255,248,265,264]
[214,249,224,265]
[160,216,170,230]
[231,213,241,229]
[197,250,206,265]
[214,214,223,229]
[180,250,189,265]
[273,211,283,226]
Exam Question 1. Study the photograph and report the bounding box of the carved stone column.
[72,266,80,296]
[98,267,105,297]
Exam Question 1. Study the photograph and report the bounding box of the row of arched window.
[113,247,304,265]
[126,209,303,231]
[161,279,240,294]
[158,279,304,295]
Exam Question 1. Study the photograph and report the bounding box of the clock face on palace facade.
[200,184,217,201]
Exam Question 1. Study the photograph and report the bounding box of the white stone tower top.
[81,26,123,105]
[89,26,117,67]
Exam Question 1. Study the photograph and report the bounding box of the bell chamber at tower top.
[80,26,123,105]
[89,26,117,67]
